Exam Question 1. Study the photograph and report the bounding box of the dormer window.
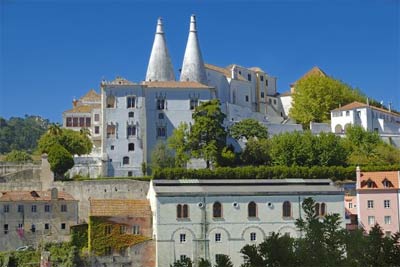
[383,179,392,188]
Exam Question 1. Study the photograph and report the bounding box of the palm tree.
[47,123,62,136]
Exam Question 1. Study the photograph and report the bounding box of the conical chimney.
[145,17,175,81]
[180,15,207,84]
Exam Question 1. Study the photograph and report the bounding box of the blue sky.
[1,0,399,123]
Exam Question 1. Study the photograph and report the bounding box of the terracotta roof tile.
[63,104,101,114]
[292,66,327,85]
[143,81,212,89]
[0,190,75,201]
[359,171,400,190]
[81,89,101,101]
[205,63,246,81]
[332,101,400,116]
[90,199,152,217]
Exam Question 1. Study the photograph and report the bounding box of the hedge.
[153,165,400,181]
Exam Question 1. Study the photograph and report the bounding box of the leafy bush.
[47,144,74,178]
[4,150,32,163]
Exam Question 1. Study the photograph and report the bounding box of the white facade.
[147,179,345,266]
[331,102,400,135]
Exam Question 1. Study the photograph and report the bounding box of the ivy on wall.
[89,216,150,256]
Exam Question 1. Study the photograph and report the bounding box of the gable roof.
[90,199,151,217]
[0,190,75,201]
[358,171,400,190]
[332,101,400,116]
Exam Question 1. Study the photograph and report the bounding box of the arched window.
[213,202,222,218]
[182,204,189,218]
[248,201,257,217]
[283,201,291,218]
[106,95,115,108]
[315,203,320,216]
[334,124,343,133]
[128,143,135,151]
[127,125,136,138]
[177,204,182,218]
[320,203,326,216]
[122,156,129,165]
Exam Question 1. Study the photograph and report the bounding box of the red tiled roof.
[332,101,400,116]
[359,171,400,190]
[0,190,75,201]
[90,199,151,217]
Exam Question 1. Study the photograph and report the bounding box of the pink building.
[356,168,400,235]
[345,195,358,231]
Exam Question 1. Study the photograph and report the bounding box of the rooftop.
[332,101,400,117]
[90,199,151,217]
[80,89,100,102]
[0,190,75,201]
[358,171,400,190]
[152,179,342,196]
[63,104,101,114]
[205,63,247,81]
[292,66,327,86]
[142,81,212,89]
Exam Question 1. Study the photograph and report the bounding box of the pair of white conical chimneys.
[145,15,207,85]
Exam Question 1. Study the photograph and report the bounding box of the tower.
[145,17,175,81]
[180,15,207,84]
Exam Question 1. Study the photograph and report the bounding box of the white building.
[331,101,400,147]
[147,179,345,266]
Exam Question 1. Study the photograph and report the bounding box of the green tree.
[241,232,295,267]
[47,144,74,179]
[4,150,33,163]
[151,142,175,170]
[215,254,233,267]
[198,258,212,267]
[38,128,92,156]
[230,118,268,140]
[168,122,191,167]
[219,146,236,167]
[189,99,227,168]
[290,75,364,126]
[0,115,50,154]
[170,257,193,267]
[241,137,271,165]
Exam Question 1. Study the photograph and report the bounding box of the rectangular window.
[18,205,24,213]
[132,225,140,235]
[368,216,375,225]
[265,79,268,86]
[384,216,391,224]
[273,99,277,105]
[94,126,99,134]
[61,223,66,230]
[260,76,264,81]
[180,255,188,261]
[66,117,72,127]
[105,246,112,256]
[105,225,112,235]
[18,223,23,230]
[4,224,8,235]
[44,223,50,230]
[245,95,249,102]
[31,205,37,213]
[261,92,264,98]
[3,205,9,213]
[348,203,353,209]
[72,117,78,127]
[158,113,164,120]
[120,225,127,234]
[129,111,134,118]
[61,204,67,212]
[250,232,256,241]
[127,125,136,137]
[346,111,350,116]
[157,99,165,110]
[45,204,51,212]
[127,96,136,108]
[94,114,100,121]
[31,224,36,233]
[180,233,186,243]
[384,200,390,208]
[367,200,374,209]
[215,233,221,242]
[79,117,85,127]
[247,74,251,81]
[190,99,198,110]
[157,127,166,138]
[85,117,91,127]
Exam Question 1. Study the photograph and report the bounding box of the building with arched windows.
[147,178,345,266]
